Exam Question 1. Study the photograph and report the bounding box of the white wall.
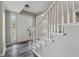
[5,11,36,44]
[16,11,36,42]
[0,1,6,56]
[35,26,79,57]
[0,1,3,55]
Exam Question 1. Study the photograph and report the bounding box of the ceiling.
[4,1,53,15]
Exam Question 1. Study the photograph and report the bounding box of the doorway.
[10,13,16,43]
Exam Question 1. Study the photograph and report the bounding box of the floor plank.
[4,41,37,57]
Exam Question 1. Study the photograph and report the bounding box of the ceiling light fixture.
[24,4,30,9]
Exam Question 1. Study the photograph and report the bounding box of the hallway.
[4,41,37,57]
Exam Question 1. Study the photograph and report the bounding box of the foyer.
[0,1,79,57]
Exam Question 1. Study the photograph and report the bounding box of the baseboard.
[6,40,33,47]
[32,50,42,57]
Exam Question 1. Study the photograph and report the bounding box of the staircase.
[32,1,79,57]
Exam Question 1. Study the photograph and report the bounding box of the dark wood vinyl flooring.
[4,41,37,57]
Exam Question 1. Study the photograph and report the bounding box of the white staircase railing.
[67,1,70,24]
[32,1,78,52]
[72,1,76,23]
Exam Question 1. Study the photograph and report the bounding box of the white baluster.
[48,12,50,38]
[55,2,57,33]
[67,1,70,24]
[50,9,52,33]
[52,8,54,32]
[62,1,64,24]
[62,1,64,33]
[54,3,56,32]
[57,2,59,33]
[72,1,76,23]
[49,10,51,38]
